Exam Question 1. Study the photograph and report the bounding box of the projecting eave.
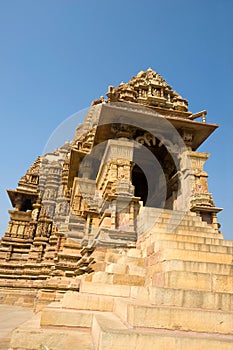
[165,116,219,150]
[7,189,38,209]
[93,103,218,150]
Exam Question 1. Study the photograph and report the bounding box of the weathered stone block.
[41,307,95,328]
[62,291,114,311]
[113,274,145,286]
[92,312,233,350]
[115,299,233,334]
[80,281,131,297]
[152,271,212,291]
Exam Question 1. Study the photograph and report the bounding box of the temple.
[0,69,232,349]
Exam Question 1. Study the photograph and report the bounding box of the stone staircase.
[9,208,233,350]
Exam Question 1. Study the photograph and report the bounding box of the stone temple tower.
[1,69,232,349]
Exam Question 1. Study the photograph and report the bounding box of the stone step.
[173,225,216,234]
[92,312,127,349]
[167,229,220,239]
[103,251,144,266]
[137,209,210,220]
[34,290,66,313]
[139,224,220,239]
[159,216,210,224]
[63,282,233,313]
[114,298,233,334]
[80,281,131,297]
[152,270,233,293]
[40,306,102,328]
[147,246,233,265]
[62,291,114,311]
[152,239,233,255]
[138,207,195,218]
[152,222,216,233]
[137,208,214,224]
[90,271,145,285]
[79,264,233,295]
[142,209,210,226]
[140,215,211,228]
[130,286,233,311]
[10,313,94,350]
[148,258,233,275]
[138,217,209,230]
[92,312,233,350]
[105,262,146,276]
[138,231,232,248]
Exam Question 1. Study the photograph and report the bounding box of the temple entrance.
[131,164,148,205]
[131,135,178,210]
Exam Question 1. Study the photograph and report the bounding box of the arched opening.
[132,130,179,210]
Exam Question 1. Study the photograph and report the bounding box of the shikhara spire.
[92,68,189,115]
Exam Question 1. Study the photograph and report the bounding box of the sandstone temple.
[0,69,232,349]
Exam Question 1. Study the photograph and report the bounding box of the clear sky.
[0,0,232,239]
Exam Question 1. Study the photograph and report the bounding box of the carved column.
[27,206,52,263]
[94,138,140,246]
[177,150,222,231]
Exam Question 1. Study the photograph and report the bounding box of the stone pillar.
[27,206,52,263]
[177,150,222,229]
[92,138,140,246]
[212,212,220,233]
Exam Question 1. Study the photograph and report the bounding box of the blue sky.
[0,0,232,239]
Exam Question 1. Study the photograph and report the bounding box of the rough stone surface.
[0,305,33,349]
